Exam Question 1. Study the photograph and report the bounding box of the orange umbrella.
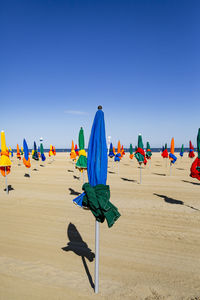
[113,146,116,155]
[17,144,21,160]
[70,140,76,160]
[169,137,177,166]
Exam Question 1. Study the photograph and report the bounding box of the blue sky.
[0,0,199,149]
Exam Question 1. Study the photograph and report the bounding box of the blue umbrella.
[108,142,115,158]
[73,106,120,293]
[23,139,29,162]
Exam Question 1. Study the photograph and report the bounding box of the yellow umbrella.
[0,131,12,193]
[49,144,54,157]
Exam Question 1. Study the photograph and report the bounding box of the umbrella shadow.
[4,185,14,193]
[153,173,166,176]
[73,175,80,180]
[33,168,39,171]
[67,170,74,173]
[62,223,95,289]
[69,188,81,196]
[155,164,161,167]
[154,193,200,212]
[24,173,30,178]
[40,164,45,167]
[176,168,185,170]
[108,171,115,174]
[121,177,136,182]
[182,180,200,186]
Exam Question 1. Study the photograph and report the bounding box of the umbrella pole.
[118,161,119,176]
[170,163,172,176]
[140,163,142,184]
[83,170,85,184]
[165,158,167,168]
[95,220,100,294]
[5,167,8,194]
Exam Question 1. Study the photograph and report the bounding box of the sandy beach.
[0,153,200,300]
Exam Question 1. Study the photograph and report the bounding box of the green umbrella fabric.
[130,144,133,155]
[135,134,147,164]
[76,127,87,169]
[146,142,152,159]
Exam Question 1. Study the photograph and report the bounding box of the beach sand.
[0,153,200,300]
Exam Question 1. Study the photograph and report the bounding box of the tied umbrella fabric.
[180,144,184,157]
[108,142,115,158]
[76,127,87,170]
[146,142,152,159]
[135,134,147,165]
[17,144,21,160]
[190,128,200,180]
[0,131,12,176]
[162,144,168,158]
[121,145,125,157]
[23,139,31,168]
[169,138,177,164]
[114,141,121,162]
[9,147,13,157]
[189,141,195,158]
[129,144,133,159]
[70,140,76,160]
[32,142,39,161]
[49,145,53,157]
[40,142,46,161]
[75,144,79,156]
[73,108,120,228]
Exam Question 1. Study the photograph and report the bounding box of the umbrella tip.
[98,105,102,110]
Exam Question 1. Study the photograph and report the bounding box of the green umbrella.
[146,141,152,159]
[129,144,133,159]
[130,144,133,154]
[135,134,146,164]
[76,127,87,170]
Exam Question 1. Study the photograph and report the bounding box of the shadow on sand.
[62,223,95,289]
[121,177,136,182]
[154,193,200,212]
[67,170,74,173]
[69,188,81,196]
[24,173,30,178]
[4,185,14,193]
[153,173,166,176]
[73,175,80,180]
[182,180,200,186]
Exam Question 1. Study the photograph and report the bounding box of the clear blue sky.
[0,0,199,149]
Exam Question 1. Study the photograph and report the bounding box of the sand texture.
[0,153,200,300]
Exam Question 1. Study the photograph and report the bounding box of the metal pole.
[165,158,167,168]
[170,163,172,176]
[95,220,99,294]
[118,161,119,176]
[5,167,8,194]
[140,163,142,184]
[83,170,85,184]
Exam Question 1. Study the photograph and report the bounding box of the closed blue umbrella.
[108,142,114,158]
[23,139,29,162]
[23,138,31,170]
[73,106,120,293]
